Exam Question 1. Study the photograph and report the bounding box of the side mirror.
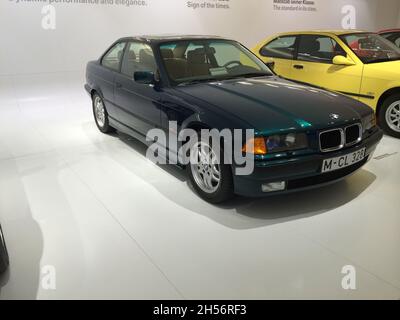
[264,57,275,69]
[332,55,356,66]
[134,71,155,84]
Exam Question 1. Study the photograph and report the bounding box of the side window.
[101,42,126,71]
[380,33,394,39]
[388,34,400,47]
[121,42,157,77]
[260,36,297,59]
[395,37,400,48]
[298,35,346,63]
[381,33,400,47]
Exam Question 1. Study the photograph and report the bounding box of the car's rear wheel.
[0,224,9,274]
[92,93,114,133]
[379,94,400,138]
[186,134,234,203]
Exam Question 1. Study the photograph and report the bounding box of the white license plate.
[321,148,366,173]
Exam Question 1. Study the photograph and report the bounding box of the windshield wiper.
[177,72,272,86]
[178,78,218,86]
[224,72,273,80]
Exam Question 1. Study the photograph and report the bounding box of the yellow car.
[253,30,400,138]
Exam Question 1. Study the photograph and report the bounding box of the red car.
[0,224,9,273]
[379,29,400,47]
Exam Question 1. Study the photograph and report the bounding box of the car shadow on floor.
[0,159,44,299]
[0,268,10,294]
[216,170,376,227]
[114,132,377,229]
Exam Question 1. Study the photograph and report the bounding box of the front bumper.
[233,128,383,197]
[84,84,92,96]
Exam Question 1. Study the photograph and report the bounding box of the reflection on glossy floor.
[0,72,399,300]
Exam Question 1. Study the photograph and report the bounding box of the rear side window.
[101,42,126,71]
[260,36,297,59]
[298,35,346,63]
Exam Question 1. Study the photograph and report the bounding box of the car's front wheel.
[92,93,114,134]
[379,94,400,138]
[186,136,234,204]
[0,225,9,274]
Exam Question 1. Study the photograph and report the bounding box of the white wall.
[373,0,400,31]
[398,9,400,27]
[0,0,399,76]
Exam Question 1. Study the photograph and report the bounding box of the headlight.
[363,113,376,131]
[266,133,308,153]
[242,133,308,155]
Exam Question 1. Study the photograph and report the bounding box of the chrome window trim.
[319,128,345,153]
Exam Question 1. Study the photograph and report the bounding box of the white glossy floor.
[0,72,399,300]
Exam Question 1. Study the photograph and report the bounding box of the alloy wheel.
[190,141,221,194]
[94,96,106,128]
[385,101,400,133]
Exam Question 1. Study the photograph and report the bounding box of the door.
[289,35,363,98]
[97,41,126,118]
[257,35,298,78]
[114,41,161,136]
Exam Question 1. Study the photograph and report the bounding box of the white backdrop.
[398,10,400,27]
[0,0,399,75]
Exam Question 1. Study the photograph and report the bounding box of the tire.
[0,224,9,274]
[378,94,400,138]
[92,93,115,134]
[186,132,234,204]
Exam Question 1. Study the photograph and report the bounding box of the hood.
[175,76,370,133]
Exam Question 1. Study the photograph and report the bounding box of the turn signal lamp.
[242,137,267,155]
[363,113,377,131]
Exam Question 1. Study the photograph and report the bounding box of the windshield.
[158,39,273,85]
[340,33,400,64]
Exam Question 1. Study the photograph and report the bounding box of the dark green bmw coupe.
[85,35,383,203]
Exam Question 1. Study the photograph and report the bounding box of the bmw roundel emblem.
[329,113,340,120]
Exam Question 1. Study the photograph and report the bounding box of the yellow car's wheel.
[379,94,400,138]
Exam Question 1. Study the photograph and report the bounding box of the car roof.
[273,30,372,37]
[117,34,228,44]
[379,29,400,34]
